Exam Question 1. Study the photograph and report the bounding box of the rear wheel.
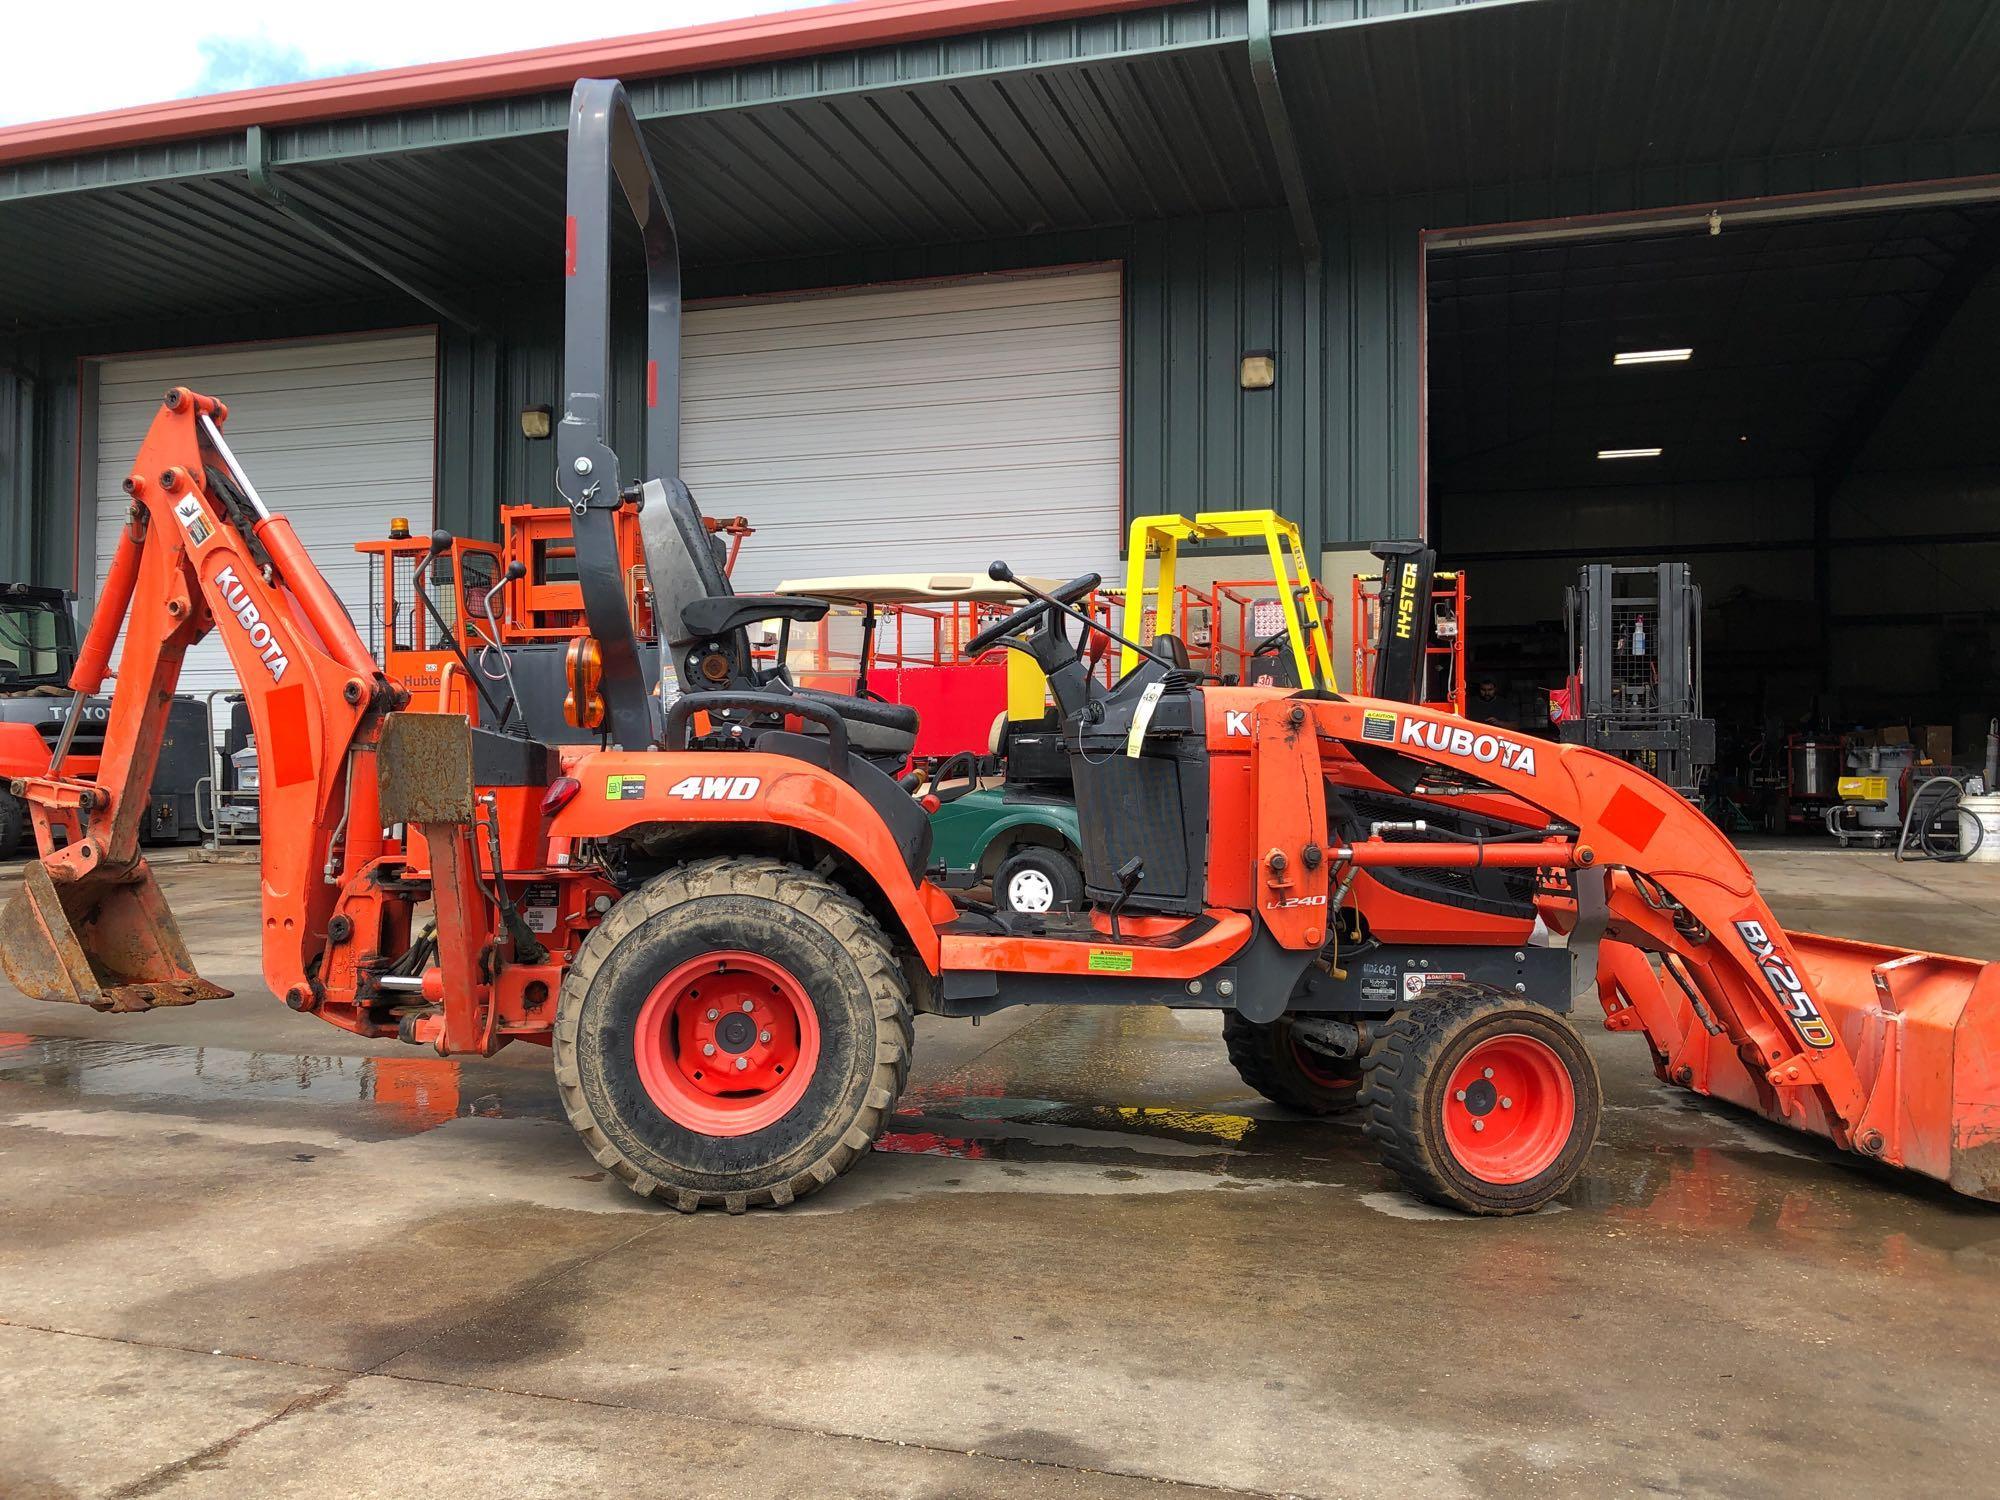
[1359,985,1600,1215]
[554,856,913,1212]
[1222,1012,1362,1115]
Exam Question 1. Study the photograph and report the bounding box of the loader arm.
[1260,693,1998,1196]
[0,388,393,1012]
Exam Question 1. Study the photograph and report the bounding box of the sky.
[5,0,829,128]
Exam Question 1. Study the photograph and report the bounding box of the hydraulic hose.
[1896,775,1985,863]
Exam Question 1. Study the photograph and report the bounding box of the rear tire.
[993,845,1082,914]
[554,856,913,1212]
[1222,1012,1362,1115]
[1359,985,1600,1215]
[0,790,23,857]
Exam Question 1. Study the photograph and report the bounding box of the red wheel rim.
[1440,1033,1575,1185]
[633,951,821,1137]
[1288,1035,1354,1090]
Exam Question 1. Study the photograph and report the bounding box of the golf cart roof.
[772,571,1064,606]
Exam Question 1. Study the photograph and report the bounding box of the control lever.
[1106,856,1145,941]
[411,531,505,725]
[475,560,529,732]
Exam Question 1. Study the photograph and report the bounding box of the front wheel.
[1359,985,1600,1215]
[554,856,913,1212]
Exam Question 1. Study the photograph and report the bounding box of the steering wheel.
[965,565,1102,657]
[1250,626,1293,657]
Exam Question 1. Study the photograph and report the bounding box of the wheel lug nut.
[735,1056,748,1071]
[1501,1097,1513,1109]
[1454,1089,1467,1101]
[702,1043,716,1057]
[706,1008,718,1021]
[759,1030,771,1043]
[1483,1068,1494,1079]
[742,1000,754,1013]
[1473,1119,1486,1132]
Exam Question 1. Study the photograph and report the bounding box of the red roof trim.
[0,0,1156,169]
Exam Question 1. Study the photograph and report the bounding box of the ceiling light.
[1597,447,1663,460]
[1613,348,1693,366]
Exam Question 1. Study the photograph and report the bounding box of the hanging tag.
[1126,680,1166,758]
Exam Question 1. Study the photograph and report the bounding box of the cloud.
[3,1,826,129]
[188,34,371,96]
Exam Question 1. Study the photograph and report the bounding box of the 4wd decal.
[1399,717,1537,776]
[211,565,290,682]
[666,774,761,801]
[1734,919,1836,1050]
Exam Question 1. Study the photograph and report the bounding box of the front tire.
[1359,985,1600,1215]
[554,856,913,1212]
[1222,1012,1362,1114]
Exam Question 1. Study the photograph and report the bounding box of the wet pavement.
[0,849,1996,1497]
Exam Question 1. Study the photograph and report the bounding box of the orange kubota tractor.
[3,80,1997,1216]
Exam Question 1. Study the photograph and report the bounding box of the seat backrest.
[637,477,752,696]
[1153,633,1193,670]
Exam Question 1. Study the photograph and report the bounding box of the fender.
[970,804,1082,864]
[551,749,945,971]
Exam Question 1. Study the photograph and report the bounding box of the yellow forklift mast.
[1118,509,1338,690]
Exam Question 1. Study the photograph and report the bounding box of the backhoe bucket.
[0,858,231,1014]
[1604,931,2000,1199]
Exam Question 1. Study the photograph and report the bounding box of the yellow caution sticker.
[1087,948,1135,973]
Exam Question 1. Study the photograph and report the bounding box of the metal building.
[4,0,1999,733]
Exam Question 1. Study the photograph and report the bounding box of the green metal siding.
[2,208,1418,593]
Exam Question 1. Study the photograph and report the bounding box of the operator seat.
[649,481,919,766]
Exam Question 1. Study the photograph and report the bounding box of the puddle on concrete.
[0,1032,553,1136]
[2,1029,1996,1253]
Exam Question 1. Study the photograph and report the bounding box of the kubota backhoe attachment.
[0,387,388,1015]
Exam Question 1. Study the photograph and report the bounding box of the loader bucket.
[1606,930,2000,1200]
[0,858,231,1013]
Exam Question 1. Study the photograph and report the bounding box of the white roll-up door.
[683,266,1122,591]
[91,330,437,694]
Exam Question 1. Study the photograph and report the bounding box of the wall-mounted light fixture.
[520,405,554,440]
[1240,351,1276,391]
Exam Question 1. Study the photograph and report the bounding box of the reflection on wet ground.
[0,1032,504,1137]
[3,1019,1998,1263]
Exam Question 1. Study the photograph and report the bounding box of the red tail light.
[541,776,582,816]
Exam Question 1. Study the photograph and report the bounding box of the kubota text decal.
[1734,919,1836,1049]
[1399,717,1537,776]
[212,565,290,683]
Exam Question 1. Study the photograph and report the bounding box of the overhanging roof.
[5,0,1999,335]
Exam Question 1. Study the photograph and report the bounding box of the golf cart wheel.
[555,856,913,1212]
[993,845,1081,915]
[1222,1012,1362,1115]
[1359,985,1600,1216]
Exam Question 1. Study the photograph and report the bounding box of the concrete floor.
[1,847,1997,1498]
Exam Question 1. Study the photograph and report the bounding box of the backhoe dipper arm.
[1275,695,1996,1195]
[0,388,389,1014]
